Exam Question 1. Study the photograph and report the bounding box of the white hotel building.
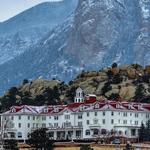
[0,87,150,142]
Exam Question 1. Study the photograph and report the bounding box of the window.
[27,123,30,128]
[54,123,58,127]
[49,123,52,127]
[146,114,149,118]
[85,130,90,135]
[76,130,81,137]
[111,111,114,116]
[131,129,136,136]
[130,113,132,116]
[43,108,48,113]
[54,107,59,113]
[10,132,15,138]
[36,116,40,120]
[123,120,127,124]
[11,116,14,120]
[54,116,58,120]
[28,116,30,120]
[49,132,54,139]
[123,112,127,117]
[78,114,82,119]
[42,123,46,128]
[65,115,70,120]
[42,116,46,120]
[18,132,22,138]
[87,112,89,117]
[94,119,98,124]
[135,121,138,125]
[11,108,16,113]
[33,116,35,120]
[93,129,99,135]
[78,122,82,127]
[87,120,90,125]
[95,103,99,109]
[18,123,21,128]
[130,120,132,124]
[135,113,138,118]
[102,119,105,124]
[103,111,105,116]
[95,112,97,116]
[64,122,71,127]
[118,119,120,124]
[18,115,21,120]
[36,123,38,128]
[111,119,114,124]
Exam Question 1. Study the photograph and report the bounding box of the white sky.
[0,0,63,22]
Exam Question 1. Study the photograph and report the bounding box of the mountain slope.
[0,0,149,94]
[0,0,78,64]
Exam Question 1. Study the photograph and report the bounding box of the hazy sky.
[0,0,63,22]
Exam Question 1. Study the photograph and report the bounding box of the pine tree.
[80,145,94,150]
[134,84,145,102]
[28,128,53,150]
[101,82,112,95]
[146,120,150,141]
[139,122,146,142]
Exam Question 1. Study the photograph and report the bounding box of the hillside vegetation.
[1,63,150,112]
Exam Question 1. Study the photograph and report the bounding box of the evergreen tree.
[112,74,123,84]
[134,84,145,102]
[28,128,53,150]
[146,120,150,141]
[22,79,29,85]
[80,145,94,150]
[112,63,118,68]
[3,139,19,150]
[101,82,112,96]
[107,93,120,100]
[139,122,146,142]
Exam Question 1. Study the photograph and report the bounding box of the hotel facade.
[0,87,150,142]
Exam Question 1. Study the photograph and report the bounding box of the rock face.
[0,0,149,94]
[0,0,78,64]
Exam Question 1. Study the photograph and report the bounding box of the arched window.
[18,132,22,138]
[101,129,107,135]
[93,129,99,135]
[85,130,90,135]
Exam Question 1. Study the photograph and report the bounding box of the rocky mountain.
[0,0,78,64]
[0,0,149,95]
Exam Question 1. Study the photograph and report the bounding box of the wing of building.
[0,87,150,143]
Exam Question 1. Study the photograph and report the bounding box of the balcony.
[32,125,83,131]
[89,123,101,129]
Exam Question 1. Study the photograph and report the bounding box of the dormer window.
[54,107,59,113]
[80,105,84,111]
[43,107,48,113]
[128,103,133,110]
[95,103,99,109]
[11,108,16,113]
[116,103,121,109]
[138,104,143,110]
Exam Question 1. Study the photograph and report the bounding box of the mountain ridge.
[1,64,150,112]
[0,0,149,95]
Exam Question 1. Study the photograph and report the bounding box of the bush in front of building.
[28,128,54,150]
[80,145,94,150]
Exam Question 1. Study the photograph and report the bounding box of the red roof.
[4,100,150,115]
